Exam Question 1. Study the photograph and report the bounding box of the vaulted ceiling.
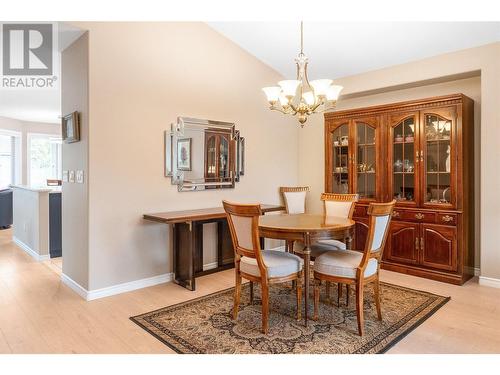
[208,22,500,79]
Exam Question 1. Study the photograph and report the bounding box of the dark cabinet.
[327,94,475,285]
[421,224,457,272]
[385,221,419,265]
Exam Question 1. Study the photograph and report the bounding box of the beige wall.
[299,42,500,279]
[0,116,61,185]
[61,33,90,290]
[70,23,298,290]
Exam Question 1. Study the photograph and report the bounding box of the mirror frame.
[165,117,244,191]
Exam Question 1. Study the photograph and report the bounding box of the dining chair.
[309,193,358,304]
[312,200,395,336]
[223,200,304,334]
[311,193,358,256]
[280,186,310,253]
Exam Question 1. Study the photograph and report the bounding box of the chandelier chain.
[300,21,304,56]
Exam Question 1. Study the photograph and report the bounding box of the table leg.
[346,232,353,250]
[303,233,311,326]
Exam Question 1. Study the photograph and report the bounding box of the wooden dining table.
[258,213,356,326]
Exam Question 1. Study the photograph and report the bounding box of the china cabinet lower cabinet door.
[420,224,457,272]
[385,221,420,265]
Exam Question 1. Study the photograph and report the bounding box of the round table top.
[259,213,355,233]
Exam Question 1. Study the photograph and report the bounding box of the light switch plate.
[62,170,69,182]
[69,170,75,183]
[76,170,84,184]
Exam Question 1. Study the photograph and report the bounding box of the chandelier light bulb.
[326,85,344,101]
[262,86,281,103]
[278,80,301,98]
[302,91,316,106]
[310,79,333,97]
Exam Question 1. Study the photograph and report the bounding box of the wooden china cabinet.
[325,94,475,285]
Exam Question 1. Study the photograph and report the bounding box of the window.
[28,134,62,187]
[0,130,21,188]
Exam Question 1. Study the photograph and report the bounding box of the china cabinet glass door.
[421,109,455,206]
[331,123,350,194]
[355,121,377,199]
[390,114,417,204]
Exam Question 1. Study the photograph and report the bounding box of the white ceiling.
[208,22,500,80]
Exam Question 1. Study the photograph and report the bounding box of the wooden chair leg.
[249,281,254,304]
[233,270,242,320]
[373,275,382,321]
[261,282,270,334]
[296,272,303,321]
[355,281,364,336]
[325,281,331,302]
[337,282,342,306]
[313,279,320,321]
[346,284,350,307]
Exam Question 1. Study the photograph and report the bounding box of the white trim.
[61,273,88,300]
[61,272,174,301]
[202,262,218,271]
[479,276,500,289]
[13,236,50,262]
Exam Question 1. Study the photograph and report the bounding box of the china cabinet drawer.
[437,213,457,225]
[391,209,403,220]
[402,210,436,223]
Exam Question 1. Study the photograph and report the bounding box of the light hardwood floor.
[0,228,499,354]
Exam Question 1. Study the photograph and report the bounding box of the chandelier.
[262,22,343,126]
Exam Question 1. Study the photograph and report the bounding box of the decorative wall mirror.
[165,117,244,191]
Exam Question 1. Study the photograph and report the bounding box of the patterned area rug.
[131,282,449,354]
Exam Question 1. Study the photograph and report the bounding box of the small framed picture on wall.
[62,111,80,143]
[177,138,192,171]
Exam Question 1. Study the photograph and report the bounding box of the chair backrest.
[364,200,395,255]
[280,186,309,214]
[321,193,358,218]
[222,200,263,261]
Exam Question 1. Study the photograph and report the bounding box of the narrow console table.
[143,204,284,291]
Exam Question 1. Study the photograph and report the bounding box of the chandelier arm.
[288,103,299,115]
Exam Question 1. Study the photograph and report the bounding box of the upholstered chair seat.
[241,250,304,278]
[314,250,378,279]
[315,239,346,250]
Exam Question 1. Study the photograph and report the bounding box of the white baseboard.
[61,273,88,300]
[479,276,500,289]
[203,262,218,271]
[61,272,174,301]
[13,237,50,262]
